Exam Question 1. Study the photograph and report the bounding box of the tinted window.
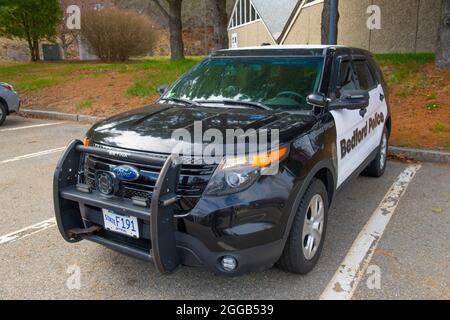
[353,60,377,90]
[165,57,325,111]
[335,60,358,98]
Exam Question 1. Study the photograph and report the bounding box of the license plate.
[102,209,139,239]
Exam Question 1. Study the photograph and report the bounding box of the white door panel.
[332,84,387,187]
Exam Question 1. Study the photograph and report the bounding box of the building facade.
[228,0,443,53]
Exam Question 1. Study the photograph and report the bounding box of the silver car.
[0,82,20,126]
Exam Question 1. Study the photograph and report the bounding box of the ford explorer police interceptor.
[54,45,391,276]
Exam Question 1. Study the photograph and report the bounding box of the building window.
[228,0,260,29]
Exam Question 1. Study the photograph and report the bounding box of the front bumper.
[54,140,284,275]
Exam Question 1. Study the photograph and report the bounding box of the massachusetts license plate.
[102,209,139,239]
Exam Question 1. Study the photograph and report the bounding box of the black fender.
[281,159,337,248]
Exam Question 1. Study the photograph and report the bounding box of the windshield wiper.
[199,99,271,111]
[161,97,202,107]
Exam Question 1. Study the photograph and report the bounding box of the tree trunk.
[168,0,184,60]
[59,33,70,60]
[32,39,40,61]
[21,15,36,61]
[25,36,36,61]
[61,45,69,60]
[436,0,450,69]
[209,0,229,50]
[321,0,339,45]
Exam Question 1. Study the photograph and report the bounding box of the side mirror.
[157,84,169,96]
[307,92,327,108]
[329,89,369,111]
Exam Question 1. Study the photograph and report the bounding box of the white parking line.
[0,122,65,132]
[0,147,65,165]
[320,164,422,300]
[0,218,56,245]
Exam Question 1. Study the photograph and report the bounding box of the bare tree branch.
[151,0,169,20]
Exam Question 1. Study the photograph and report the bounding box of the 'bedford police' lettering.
[340,112,385,159]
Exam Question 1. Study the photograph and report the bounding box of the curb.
[389,146,450,164]
[20,108,105,124]
[18,109,450,164]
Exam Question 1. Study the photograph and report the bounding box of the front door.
[330,58,385,187]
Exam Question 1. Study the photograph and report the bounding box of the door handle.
[380,93,385,101]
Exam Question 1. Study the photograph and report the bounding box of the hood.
[87,104,316,155]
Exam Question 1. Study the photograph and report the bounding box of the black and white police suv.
[54,45,391,276]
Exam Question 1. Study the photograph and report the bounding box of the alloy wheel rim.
[380,133,388,170]
[302,194,325,260]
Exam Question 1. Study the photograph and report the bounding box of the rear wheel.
[0,102,7,127]
[278,179,328,274]
[362,127,388,177]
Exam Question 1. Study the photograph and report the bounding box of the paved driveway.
[0,116,448,300]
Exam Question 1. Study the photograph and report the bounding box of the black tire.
[277,178,328,274]
[362,127,389,177]
[0,102,6,127]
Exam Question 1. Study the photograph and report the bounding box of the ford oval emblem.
[112,165,140,182]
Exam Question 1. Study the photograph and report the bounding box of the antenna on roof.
[261,43,272,46]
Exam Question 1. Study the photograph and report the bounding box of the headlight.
[204,146,289,196]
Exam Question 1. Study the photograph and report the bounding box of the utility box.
[42,44,62,61]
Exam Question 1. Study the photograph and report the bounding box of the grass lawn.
[374,53,449,150]
[0,54,448,150]
[0,57,202,119]
[0,57,202,92]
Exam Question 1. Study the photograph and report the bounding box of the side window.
[335,60,358,98]
[353,60,377,91]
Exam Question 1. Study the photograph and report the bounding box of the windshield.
[164,57,325,111]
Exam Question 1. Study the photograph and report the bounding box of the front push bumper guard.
[53,140,183,274]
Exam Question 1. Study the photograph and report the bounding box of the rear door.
[330,56,385,187]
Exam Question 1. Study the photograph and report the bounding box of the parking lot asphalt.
[0,115,448,300]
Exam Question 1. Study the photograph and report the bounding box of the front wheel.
[362,127,389,177]
[277,179,328,274]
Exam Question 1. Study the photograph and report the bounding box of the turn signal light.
[83,137,91,146]
[252,146,289,168]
